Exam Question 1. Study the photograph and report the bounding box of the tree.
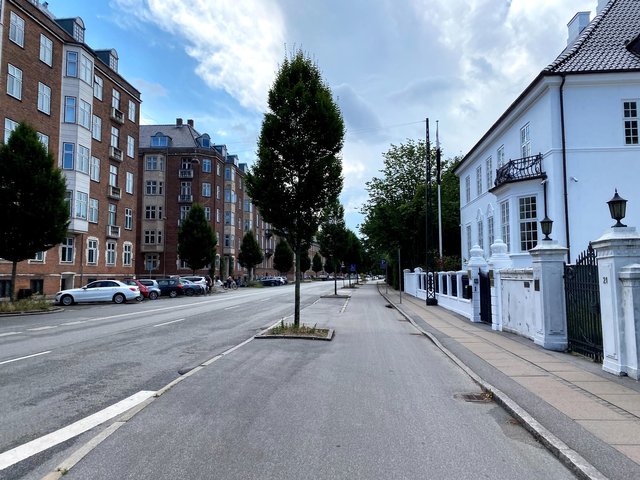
[318,199,349,295]
[300,250,311,275]
[246,49,345,326]
[312,252,323,277]
[177,203,217,273]
[273,239,294,275]
[238,231,263,281]
[343,230,363,285]
[0,122,68,301]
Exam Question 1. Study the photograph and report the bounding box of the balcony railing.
[106,225,121,238]
[178,194,193,203]
[109,146,123,162]
[108,185,121,199]
[493,154,544,189]
[110,107,125,125]
[178,169,194,179]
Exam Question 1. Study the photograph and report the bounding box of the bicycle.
[223,281,238,290]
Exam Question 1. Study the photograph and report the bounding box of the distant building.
[0,0,141,295]
[455,0,640,267]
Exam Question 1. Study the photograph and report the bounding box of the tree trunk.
[294,243,301,327]
[10,260,17,302]
[334,260,338,296]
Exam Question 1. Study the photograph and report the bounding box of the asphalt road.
[35,283,577,480]
[0,282,333,479]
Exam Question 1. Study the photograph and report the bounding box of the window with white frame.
[90,157,100,182]
[225,211,235,226]
[89,198,98,223]
[520,123,531,157]
[39,34,53,66]
[519,196,538,251]
[125,172,134,194]
[7,64,22,99]
[106,241,116,265]
[77,145,89,174]
[485,157,493,190]
[80,54,92,84]
[93,75,103,100]
[145,254,159,272]
[466,224,472,259]
[66,51,78,77]
[476,165,482,196]
[150,135,168,147]
[92,115,101,140]
[145,180,163,195]
[488,216,495,247]
[108,203,116,225]
[216,185,221,199]
[112,89,120,110]
[465,176,471,203]
[9,13,25,47]
[497,145,505,168]
[128,100,136,122]
[216,164,221,176]
[123,243,132,266]
[144,230,157,244]
[179,205,190,221]
[4,118,17,144]
[87,238,98,264]
[145,205,156,219]
[32,251,45,262]
[204,207,211,221]
[60,237,74,263]
[109,165,118,187]
[216,208,221,223]
[64,96,76,123]
[477,218,484,250]
[180,182,192,196]
[500,200,510,251]
[62,142,74,169]
[79,100,91,129]
[145,155,164,171]
[65,190,72,216]
[124,208,133,230]
[202,182,211,197]
[110,126,119,148]
[127,136,134,157]
[623,100,638,145]
[202,159,212,173]
[37,132,49,150]
[37,83,51,114]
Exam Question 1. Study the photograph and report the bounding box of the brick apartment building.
[0,0,141,296]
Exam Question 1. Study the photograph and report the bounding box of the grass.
[267,320,330,337]
[0,295,55,314]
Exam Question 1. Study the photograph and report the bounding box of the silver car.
[55,280,140,306]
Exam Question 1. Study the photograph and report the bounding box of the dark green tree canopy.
[317,199,348,268]
[299,250,311,273]
[273,239,294,275]
[238,230,263,276]
[312,252,323,276]
[177,203,217,273]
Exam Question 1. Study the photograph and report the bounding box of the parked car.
[180,278,205,295]
[55,280,140,306]
[181,276,209,292]
[260,277,282,287]
[123,279,160,300]
[156,278,199,297]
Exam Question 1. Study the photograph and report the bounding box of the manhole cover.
[455,392,493,403]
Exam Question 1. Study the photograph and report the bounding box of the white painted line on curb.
[27,326,57,331]
[0,390,155,471]
[0,332,21,337]
[153,318,185,327]
[0,351,51,366]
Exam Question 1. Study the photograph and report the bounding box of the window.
[66,51,78,77]
[79,100,91,129]
[145,155,164,170]
[146,205,161,219]
[465,225,472,258]
[123,243,132,266]
[179,206,191,221]
[4,118,17,143]
[485,157,493,190]
[89,198,98,223]
[94,75,103,100]
[90,157,100,182]
[204,207,211,221]
[224,211,235,226]
[111,127,119,148]
[112,89,120,110]
[181,158,192,170]
[125,208,133,230]
[38,83,51,114]
[488,216,495,247]
[180,182,192,196]
[216,208,221,223]
[128,100,136,122]
[202,182,211,197]
[37,132,49,150]
[202,159,212,173]
[520,123,531,157]
[145,180,164,195]
[39,35,53,66]
[77,145,89,174]
[80,54,93,84]
[9,13,25,47]
[108,204,117,225]
[127,136,135,157]
[500,200,511,252]
[61,237,74,263]
[7,64,22,99]
[65,190,73,216]
[92,115,102,140]
[216,164,221,176]
[62,143,74,169]
[216,185,221,199]
[106,242,116,266]
[225,167,236,181]
[476,165,482,196]
[64,96,77,123]
[623,100,638,145]
[519,196,538,251]
[32,251,45,262]
[125,172,133,194]
[87,238,98,264]
[144,230,157,244]
[109,165,118,187]
[477,218,484,250]
[145,254,159,272]
[224,234,234,248]
[465,176,471,203]
[150,135,168,147]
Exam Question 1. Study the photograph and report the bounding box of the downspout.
[559,74,571,262]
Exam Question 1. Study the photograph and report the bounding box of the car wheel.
[60,294,73,306]
[185,289,194,296]
[113,293,126,304]
[169,290,178,298]
[149,291,158,300]
[136,295,144,302]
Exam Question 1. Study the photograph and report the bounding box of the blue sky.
[48,0,596,232]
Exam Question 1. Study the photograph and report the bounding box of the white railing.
[403,268,472,319]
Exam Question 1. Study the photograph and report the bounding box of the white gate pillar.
[467,245,488,324]
[619,264,640,380]
[529,241,569,351]
[592,227,640,376]
[488,239,513,332]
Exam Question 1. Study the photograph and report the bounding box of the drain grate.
[456,392,493,403]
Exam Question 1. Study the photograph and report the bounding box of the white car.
[55,280,140,306]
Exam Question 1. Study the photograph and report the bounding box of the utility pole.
[425,118,438,306]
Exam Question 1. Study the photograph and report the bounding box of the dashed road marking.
[153,318,185,327]
[27,326,57,331]
[0,332,21,337]
[0,351,51,366]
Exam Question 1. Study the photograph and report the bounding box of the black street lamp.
[607,189,627,228]
[540,216,553,241]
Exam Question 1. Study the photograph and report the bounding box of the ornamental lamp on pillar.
[607,189,627,227]
[540,216,553,241]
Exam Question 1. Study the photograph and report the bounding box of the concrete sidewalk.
[381,286,640,480]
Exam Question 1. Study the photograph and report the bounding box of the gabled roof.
[139,124,201,149]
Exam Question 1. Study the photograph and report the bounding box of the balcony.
[178,194,193,203]
[110,107,125,125]
[108,185,121,199]
[492,154,545,190]
[178,169,194,179]
[109,146,123,162]
[141,244,164,253]
[106,224,121,238]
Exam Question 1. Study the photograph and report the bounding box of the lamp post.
[540,216,553,241]
[607,189,627,227]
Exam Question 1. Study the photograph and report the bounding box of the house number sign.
[602,276,608,284]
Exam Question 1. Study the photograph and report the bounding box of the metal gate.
[479,270,492,324]
[564,244,603,362]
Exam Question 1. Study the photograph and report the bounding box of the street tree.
[246,49,345,326]
[0,122,68,301]
[312,252,323,277]
[177,203,217,273]
[318,199,349,295]
[300,250,311,276]
[273,239,294,275]
[238,231,263,281]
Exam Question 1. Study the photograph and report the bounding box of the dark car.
[156,278,199,297]
[260,277,281,287]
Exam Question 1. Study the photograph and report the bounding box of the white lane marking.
[260,297,271,302]
[61,321,87,326]
[0,390,155,471]
[0,332,21,337]
[224,305,240,310]
[153,318,185,327]
[26,326,57,331]
[0,351,51,366]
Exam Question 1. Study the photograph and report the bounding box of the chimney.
[596,0,609,15]
[567,12,591,46]
[187,119,194,128]
[176,118,183,127]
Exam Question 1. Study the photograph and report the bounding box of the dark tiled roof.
[546,0,640,73]
[139,124,200,149]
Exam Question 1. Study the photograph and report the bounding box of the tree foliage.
[177,203,217,273]
[246,49,345,325]
[0,122,68,300]
[273,239,294,275]
[299,250,311,274]
[238,230,263,280]
[312,252,323,276]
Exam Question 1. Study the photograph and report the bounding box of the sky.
[48,0,597,232]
